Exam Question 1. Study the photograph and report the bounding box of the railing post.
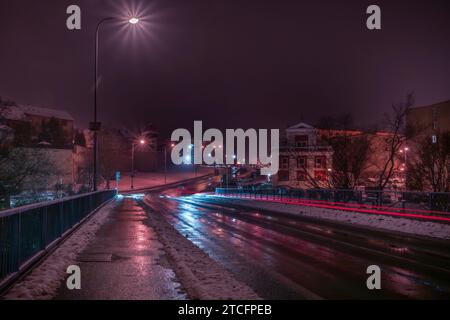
[429,193,433,211]
[41,206,48,249]
[59,202,64,237]
[16,212,22,270]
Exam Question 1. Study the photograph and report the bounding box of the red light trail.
[217,195,450,223]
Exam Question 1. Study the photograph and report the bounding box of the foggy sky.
[0,0,449,137]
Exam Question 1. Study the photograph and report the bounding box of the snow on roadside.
[205,195,450,240]
[143,197,260,300]
[3,200,116,300]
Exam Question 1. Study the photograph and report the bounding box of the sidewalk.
[55,196,186,300]
[113,167,213,192]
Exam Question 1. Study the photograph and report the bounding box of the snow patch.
[1,105,73,121]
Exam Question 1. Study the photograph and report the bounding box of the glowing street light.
[131,138,146,189]
[129,17,140,24]
[402,146,409,165]
[92,15,142,191]
[400,146,409,186]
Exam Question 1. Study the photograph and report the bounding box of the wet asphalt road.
[144,179,450,300]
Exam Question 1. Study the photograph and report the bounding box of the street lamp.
[92,16,140,191]
[400,146,408,167]
[399,146,409,188]
[131,138,146,189]
[164,143,176,185]
[129,17,140,24]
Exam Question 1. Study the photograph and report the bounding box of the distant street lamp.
[164,143,176,185]
[400,146,409,167]
[92,16,140,191]
[400,146,409,186]
[131,138,146,189]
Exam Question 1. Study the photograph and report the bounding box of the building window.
[280,156,290,169]
[295,135,308,147]
[297,170,307,181]
[314,169,327,182]
[297,156,307,168]
[315,156,326,169]
[278,170,290,181]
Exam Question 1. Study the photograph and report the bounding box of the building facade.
[406,100,450,141]
[1,104,74,147]
[274,122,333,188]
[405,100,450,192]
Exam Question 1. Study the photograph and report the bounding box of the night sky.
[0,0,449,137]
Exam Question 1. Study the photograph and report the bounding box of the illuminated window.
[314,169,327,181]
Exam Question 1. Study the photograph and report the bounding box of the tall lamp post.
[164,143,175,185]
[92,16,140,191]
[400,146,409,187]
[131,138,146,189]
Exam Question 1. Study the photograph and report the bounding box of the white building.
[274,122,333,188]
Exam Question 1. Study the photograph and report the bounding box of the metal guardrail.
[0,189,117,289]
[121,173,215,194]
[215,187,450,214]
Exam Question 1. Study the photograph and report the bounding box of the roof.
[409,100,450,112]
[0,105,25,120]
[0,105,74,121]
[286,122,315,131]
[21,105,74,121]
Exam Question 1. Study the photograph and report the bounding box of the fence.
[215,187,450,214]
[0,189,116,289]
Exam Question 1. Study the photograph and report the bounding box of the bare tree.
[0,100,13,149]
[327,134,371,189]
[408,132,450,192]
[1,98,61,208]
[0,148,58,209]
[374,93,414,190]
[316,113,371,189]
